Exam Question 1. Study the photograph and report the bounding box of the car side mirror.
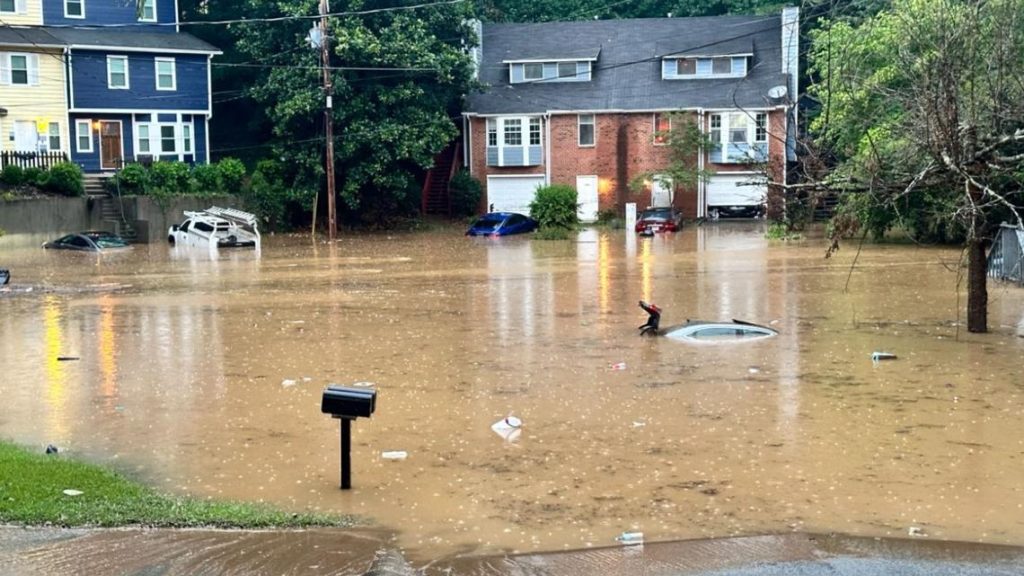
[170,225,179,232]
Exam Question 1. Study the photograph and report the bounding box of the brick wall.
[467,109,789,219]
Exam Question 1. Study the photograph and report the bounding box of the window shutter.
[14,0,26,14]
[28,53,39,85]
[0,54,10,86]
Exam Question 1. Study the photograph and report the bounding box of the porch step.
[83,174,108,196]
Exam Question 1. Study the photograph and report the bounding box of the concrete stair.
[86,174,138,243]
[83,174,107,197]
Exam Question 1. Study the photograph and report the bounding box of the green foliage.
[216,158,246,193]
[113,163,150,195]
[22,167,44,187]
[234,0,476,226]
[242,159,311,230]
[529,184,578,229]
[596,209,624,229]
[0,440,353,528]
[448,169,482,217]
[149,161,192,194]
[765,222,802,241]
[43,162,84,197]
[1,164,25,186]
[191,163,221,197]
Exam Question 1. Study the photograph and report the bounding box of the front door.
[99,121,123,170]
[576,175,599,223]
[651,175,673,208]
[13,121,37,152]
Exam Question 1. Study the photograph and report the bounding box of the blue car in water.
[466,212,539,237]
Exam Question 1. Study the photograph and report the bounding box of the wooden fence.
[0,151,68,171]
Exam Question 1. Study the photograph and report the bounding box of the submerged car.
[43,231,130,252]
[635,207,683,234]
[466,212,538,237]
[168,206,261,251]
[638,301,777,342]
[664,320,778,343]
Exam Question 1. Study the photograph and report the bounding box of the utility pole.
[319,0,336,240]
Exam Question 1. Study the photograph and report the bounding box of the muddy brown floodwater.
[2,222,1024,564]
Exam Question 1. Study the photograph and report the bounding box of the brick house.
[460,8,799,221]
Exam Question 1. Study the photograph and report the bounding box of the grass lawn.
[0,441,355,528]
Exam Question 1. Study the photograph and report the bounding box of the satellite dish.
[767,85,787,99]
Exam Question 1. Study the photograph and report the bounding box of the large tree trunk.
[967,234,988,333]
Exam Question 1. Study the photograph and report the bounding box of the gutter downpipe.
[544,112,552,185]
[697,109,705,219]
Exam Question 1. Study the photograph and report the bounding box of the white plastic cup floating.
[616,531,644,545]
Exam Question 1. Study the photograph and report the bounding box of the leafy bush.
[113,163,149,195]
[529,184,578,229]
[597,209,624,229]
[191,163,220,196]
[43,162,84,197]
[448,169,482,217]
[149,161,192,194]
[534,227,571,240]
[1,164,25,186]
[22,167,44,187]
[244,159,289,229]
[216,158,246,194]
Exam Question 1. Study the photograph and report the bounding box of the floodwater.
[2,223,1024,564]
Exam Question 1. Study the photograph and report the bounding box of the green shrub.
[43,162,84,196]
[216,157,246,194]
[244,159,288,228]
[149,161,192,194]
[191,163,220,196]
[22,167,44,187]
[113,163,149,195]
[448,169,482,217]
[529,184,578,229]
[1,164,25,186]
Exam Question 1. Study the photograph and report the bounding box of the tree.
[231,0,476,226]
[808,0,1024,332]
[628,113,716,203]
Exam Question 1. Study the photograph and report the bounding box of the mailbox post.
[321,386,377,490]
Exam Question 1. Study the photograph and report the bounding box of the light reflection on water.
[2,223,1024,562]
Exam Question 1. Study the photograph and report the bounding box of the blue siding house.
[38,0,220,173]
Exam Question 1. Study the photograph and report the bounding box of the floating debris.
[615,531,644,545]
[492,415,522,442]
[45,444,58,454]
[56,357,79,362]
[908,526,927,537]
[609,362,627,371]
[381,451,408,460]
[871,351,898,362]
[281,379,297,387]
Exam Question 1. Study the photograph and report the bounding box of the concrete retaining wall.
[0,195,245,247]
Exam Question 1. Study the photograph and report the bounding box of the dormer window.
[662,55,749,79]
[508,60,594,83]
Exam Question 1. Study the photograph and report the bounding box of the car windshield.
[665,323,776,343]
[640,209,672,221]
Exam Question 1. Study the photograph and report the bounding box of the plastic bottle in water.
[615,531,644,545]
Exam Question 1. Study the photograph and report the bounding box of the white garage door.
[486,175,545,216]
[707,174,767,207]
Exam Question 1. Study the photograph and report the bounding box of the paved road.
[1,528,1022,575]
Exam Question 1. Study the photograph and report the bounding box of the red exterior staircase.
[421,141,460,217]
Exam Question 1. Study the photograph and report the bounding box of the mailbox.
[321,385,377,490]
[321,386,376,419]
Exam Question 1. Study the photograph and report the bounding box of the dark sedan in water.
[43,231,131,252]
[466,212,539,237]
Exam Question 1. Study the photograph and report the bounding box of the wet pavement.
[2,527,1023,575]
[3,223,1024,567]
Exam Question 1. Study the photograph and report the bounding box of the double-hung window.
[107,56,129,89]
[578,114,595,147]
[64,0,84,18]
[557,62,576,80]
[9,54,29,85]
[182,124,193,154]
[47,122,61,151]
[754,113,767,143]
[136,124,151,154]
[155,58,175,90]
[76,120,92,153]
[503,118,521,146]
[528,118,541,146]
[486,118,497,147]
[139,0,156,21]
[653,113,671,145]
[160,125,176,153]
